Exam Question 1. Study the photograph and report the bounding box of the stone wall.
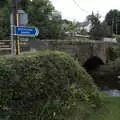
[28,40,115,64]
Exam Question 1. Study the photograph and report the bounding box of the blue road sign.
[14,26,39,37]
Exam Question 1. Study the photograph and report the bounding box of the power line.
[72,0,105,19]
[72,0,89,13]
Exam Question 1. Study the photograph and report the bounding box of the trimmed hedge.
[0,51,101,120]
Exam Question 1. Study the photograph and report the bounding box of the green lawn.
[0,96,120,120]
[88,96,120,120]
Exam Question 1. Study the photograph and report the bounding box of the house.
[80,21,92,32]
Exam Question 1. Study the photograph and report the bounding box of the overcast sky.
[50,0,120,22]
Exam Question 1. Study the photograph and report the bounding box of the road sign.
[14,26,39,37]
[17,10,28,26]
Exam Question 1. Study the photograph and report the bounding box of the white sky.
[50,0,120,22]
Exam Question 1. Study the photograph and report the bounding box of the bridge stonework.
[29,40,115,64]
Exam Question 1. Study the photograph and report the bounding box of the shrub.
[106,47,117,62]
[0,51,101,120]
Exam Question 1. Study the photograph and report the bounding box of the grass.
[88,96,120,120]
[0,96,120,120]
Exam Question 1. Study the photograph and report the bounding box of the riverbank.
[88,96,120,120]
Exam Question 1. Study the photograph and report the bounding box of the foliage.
[91,58,120,89]
[79,29,88,35]
[0,0,8,8]
[0,1,10,40]
[100,22,112,37]
[113,34,120,41]
[62,19,81,37]
[87,13,101,40]
[0,0,63,40]
[106,47,117,62]
[21,0,63,39]
[113,38,120,57]
[87,13,112,40]
[0,51,101,120]
[105,9,120,35]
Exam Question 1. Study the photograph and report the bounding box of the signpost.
[10,0,39,55]
[14,26,39,37]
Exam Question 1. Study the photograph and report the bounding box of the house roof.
[80,21,90,27]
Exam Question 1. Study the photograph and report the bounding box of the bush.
[106,47,117,62]
[0,51,101,120]
[91,58,120,89]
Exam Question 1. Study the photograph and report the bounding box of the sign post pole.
[11,1,39,55]
[16,12,20,55]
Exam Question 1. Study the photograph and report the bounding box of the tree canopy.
[0,0,63,39]
[87,13,112,40]
[1,1,120,40]
[105,9,120,35]
[0,0,10,39]
[87,13,104,40]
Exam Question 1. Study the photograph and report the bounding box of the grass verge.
[88,96,120,120]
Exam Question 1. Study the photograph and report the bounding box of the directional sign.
[14,26,39,37]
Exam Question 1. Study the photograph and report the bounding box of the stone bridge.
[29,40,116,70]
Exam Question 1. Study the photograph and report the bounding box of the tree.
[61,19,81,36]
[87,13,103,40]
[105,9,120,34]
[101,21,112,37]
[0,0,10,40]
[20,0,30,10]
[87,13,112,40]
[46,10,63,39]
[0,0,8,8]
[25,0,63,39]
[0,0,63,39]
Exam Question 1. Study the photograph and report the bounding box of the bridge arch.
[83,56,104,72]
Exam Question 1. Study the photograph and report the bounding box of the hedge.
[0,51,101,120]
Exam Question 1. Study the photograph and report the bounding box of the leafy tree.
[101,21,112,37]
[87,13,103,40]
[24,0,63,39]
[0,0,8,8]
[62,19,81,36]
[19,0,30,10]
[105,9,120,34]
[79,29,88,35]
[46,10,63,39]
[87,13,112,40]
[0,0,63,39]
[0,1,10,40]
